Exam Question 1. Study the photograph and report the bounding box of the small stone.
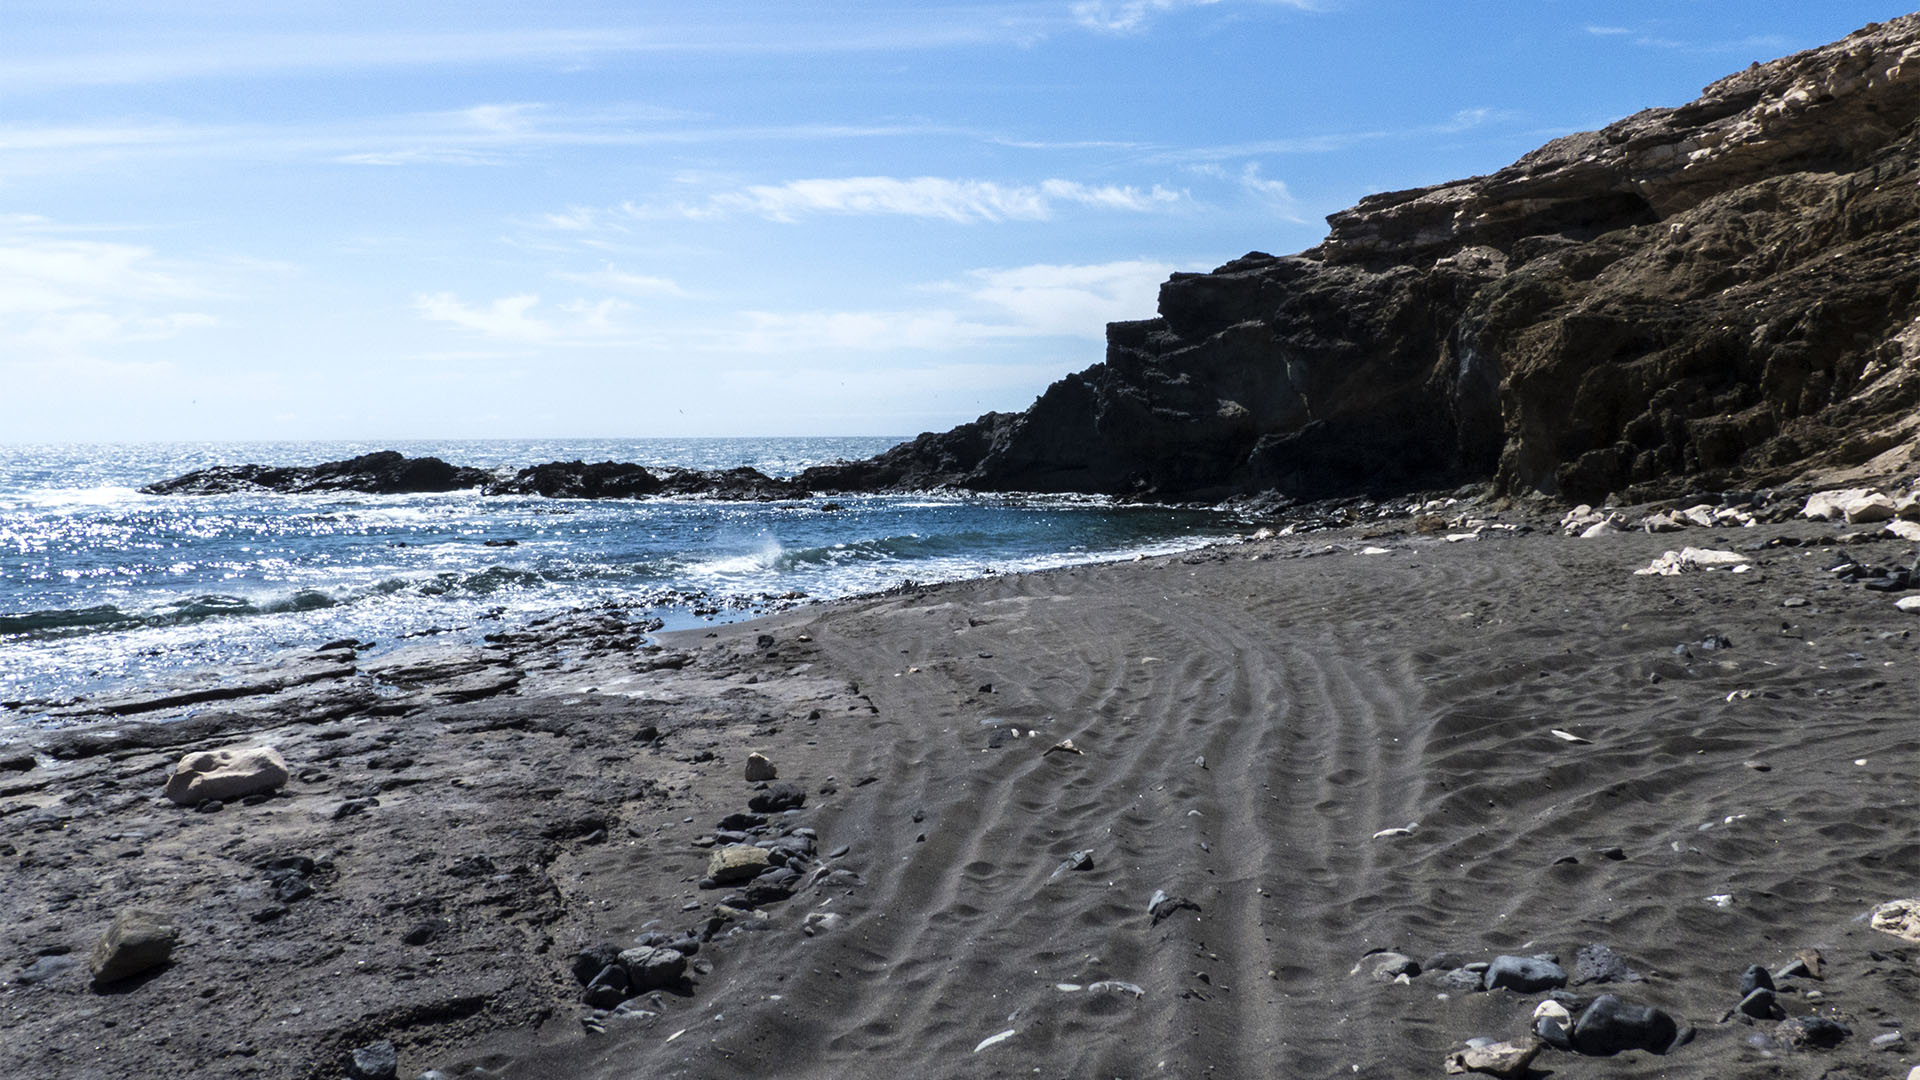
[748,783,805,814]
[401,918,448,946]
[1439,967,1486,993]
[347,1040,399,1080]
[803,911,844,936]
[1483,955,1567,994]
[1572,994,1680,1056]
[1737,987,1781,1020]
[1443,1038,1541,1078]
[163,745,290,806]
[706,845,772,884]
[1354,950,1419,981]
[1147,889,1200,924]
[1573,944,1642,985]
[1048,849,1094,882]
[12,954,79,986]
[1533,1000,1572,1049]
[572,944,623,986]
[617,945,688,992]
[1870,1031,1904,1050]
[88,910,180,985]
[1778,1015,1850,1049]
[1740,963,1774,996]
[1871,898,1920,942]
[744,753,778,782]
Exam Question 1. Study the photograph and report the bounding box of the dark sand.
[4,506,1919,1079]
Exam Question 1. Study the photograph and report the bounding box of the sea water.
[0,439,1239,707]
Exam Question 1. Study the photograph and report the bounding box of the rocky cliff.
[807,17,1920,504]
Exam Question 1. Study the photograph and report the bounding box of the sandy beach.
[4,495,1917,1079]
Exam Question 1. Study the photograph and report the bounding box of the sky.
[4,1,1914,443]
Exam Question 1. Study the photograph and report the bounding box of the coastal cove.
[3,491,1919,1079]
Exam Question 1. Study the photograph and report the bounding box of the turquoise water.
[0,439,1240,706]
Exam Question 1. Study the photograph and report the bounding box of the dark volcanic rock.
[1572,994,1681,1056]
[142,451,490,496]
[798,18,1920,504]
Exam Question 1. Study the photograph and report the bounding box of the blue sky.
[3,1,1911,443]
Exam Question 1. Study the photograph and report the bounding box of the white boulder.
[163,745,289,805]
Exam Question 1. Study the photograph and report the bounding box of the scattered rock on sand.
[1572,944,1642,985]
[1779,1015,1851,1049]
[1147,889,1200,925]
[1483,954,1566,993]
[1738,987,1783,1020]
[1634,547,1747,576]
[1870,898,1920,942]
[162,745,289,805]
[617,945,688,992]
[88,910,180,986]
[1354,950,1420,981]
[1533,1000,1572,1048]
[707,845,773,884]
[1571,994,1681,1056]
[747,783,805,813]
[1048,849,1095,882]
[744,752,778,781]
[1740,963,1775,995]
[347,1040,399,1080]
[1443,1038,1541,1078]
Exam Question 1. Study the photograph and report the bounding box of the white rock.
[1641,512,1684,533]
[1898,596,1920,613]
[1895,493,1920,521]
[1844,492,1898,524]
[1579,521,1622,538]
[1870,898,1920,943]
[1802,488,1870,521]
[1884,520,1920,542]
[1633,547,1747,576]
[1680,504,1718,528]
[163,745,289,805]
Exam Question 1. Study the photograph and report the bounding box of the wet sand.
[4,504,1919,1079]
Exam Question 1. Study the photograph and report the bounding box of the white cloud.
[963,259,1173,334]
[1235,163,1304,222]
[552,265,687,297]
[633,175,1183,224]
[0,222,220,356]
[1585,25,1632,36]
[1071,0,1318,34]
[413,291,640,344]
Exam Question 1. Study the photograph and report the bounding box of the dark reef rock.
[801,17,1920,504]
[141,451,490,496]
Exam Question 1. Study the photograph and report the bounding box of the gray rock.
[744,753,778,782]
[1049,849,1094,882]
[1737,987,1782,1020]
[1147,889,1200,924]
[1572,994,1680,1056]
[1357,951,1420,981]
[88,910,180,985]
[1779,1015,1851,1049]
[12,954,79,986]
[1740,962,1774,995]
[348,1040,399,1080]
[617,945,688,992]
[748,783,805,813]
[1572,944,1642,985]
[163,745,289,805]
[1439,967,1486,993]
[1484,955,1567,994]
[572,944,622,986]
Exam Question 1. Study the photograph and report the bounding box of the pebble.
[744,753,778,782]
[1573,944,1642,985]
[1354,951,1419,981]
[347,1041,399,1080]
[88,910,180,986]
[1533,1000,1572,1048]
[1737,987,1781,1020]
[1048,849,1095,882]
[1572,994,1680,1056]
[1740,963,1774,995]
[1483,955,1566,994]
[1147,889,1200,925]
[1779,1015,1851,1048]
[1870,1031,1904,1050]
[748,783,806,814]
[1442,1039,1539,1078]
[617,946,688,993]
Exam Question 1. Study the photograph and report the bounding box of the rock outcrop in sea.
[805,17,1920,504]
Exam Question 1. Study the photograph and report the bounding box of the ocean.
[0,438,1241,709]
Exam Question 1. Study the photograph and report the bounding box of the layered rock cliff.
[807,17,1920,504]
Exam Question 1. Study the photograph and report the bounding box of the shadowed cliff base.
[807,16,1920,506]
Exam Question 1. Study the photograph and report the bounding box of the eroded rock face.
[804,17,1920,504]
[141,452,490,496]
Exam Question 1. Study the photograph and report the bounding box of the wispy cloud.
[1234,164,1305,222]
[625,176,1185,224]
[551,265,687,297]
[1071,0,1319,34]
[0,217,220,356]
[413,292,642,345]
[1585,25,1631,37]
